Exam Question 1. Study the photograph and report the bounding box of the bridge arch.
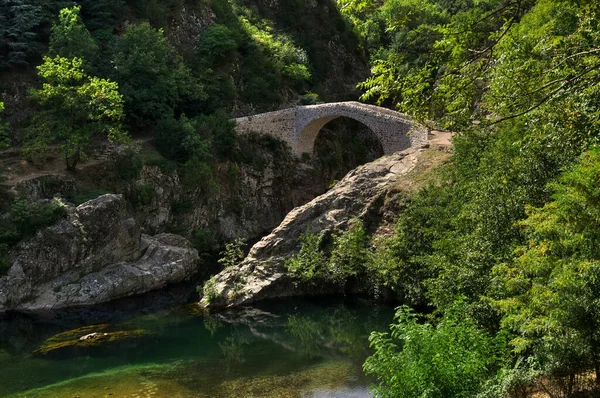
[234,101,427,156]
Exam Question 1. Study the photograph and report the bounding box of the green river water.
[0,287,393,398]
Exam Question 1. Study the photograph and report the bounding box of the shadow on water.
[0,284,394,398]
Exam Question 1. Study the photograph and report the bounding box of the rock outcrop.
[201,147,442,308]
[0,194,199,312]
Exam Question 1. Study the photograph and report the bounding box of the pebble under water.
[0,288,393,398]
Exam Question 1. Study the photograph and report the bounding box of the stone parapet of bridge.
[234,101,428,156]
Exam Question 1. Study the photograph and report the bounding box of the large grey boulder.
[0,194,199,312]
[200,147,429,308]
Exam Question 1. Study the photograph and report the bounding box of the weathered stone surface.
[129,150,323,242]
[235,101,428,156]
[200,147,430,308]
[14,174,76,200]
[0,194,199,312]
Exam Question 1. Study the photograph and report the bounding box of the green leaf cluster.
[113,22,204,126]
[48,5,98,67]
[26,56,126,169]
[364,304,504,398]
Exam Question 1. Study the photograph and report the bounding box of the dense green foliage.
[48,6,98,67]
[496,148,600,388]
[26,56,126,169]
[0,0,43,68]
[113,23,202,125]
[1,0,600,394]
[330,0,600,395]
[365,305,504,398]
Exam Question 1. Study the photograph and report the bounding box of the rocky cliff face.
[127,155,322,243]
[0,194,198,312]
[200,146,445,308]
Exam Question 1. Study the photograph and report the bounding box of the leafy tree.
[355,0,532,127]
[495,147,600,389]
[0,0,43,68]
[48,5,98,67]
[364,304,503,398]
[197,24,237,64]
[155,114,201,163]
[336,0,382,49]
[26,56,127,170]
[155,112,237,164]
[113,22,203,125]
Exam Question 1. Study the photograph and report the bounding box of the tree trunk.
[66,148,80,171]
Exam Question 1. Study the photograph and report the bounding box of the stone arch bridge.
[234,101,428,156]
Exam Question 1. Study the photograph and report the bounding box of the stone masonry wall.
[234,102,428,156]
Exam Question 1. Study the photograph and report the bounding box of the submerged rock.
[34,324,149,356]
[0,194,199,312]
[201,147,445,308]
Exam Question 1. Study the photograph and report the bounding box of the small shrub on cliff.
[218,238,246,269]
[180,158,219,196]
[127,182,155,206]
[327,221,371,287]
[285,230,328,285]
[286,222,372,290]
[10,197,67,236]
[299,92,320,105]
[199,276,218,304]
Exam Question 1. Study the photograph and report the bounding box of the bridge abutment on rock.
[234,101,427,156]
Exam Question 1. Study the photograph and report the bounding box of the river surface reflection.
[0,290,393,398]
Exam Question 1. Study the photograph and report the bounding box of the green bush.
[197,24,237,63]
[327,221,370,287]
[364,305,504,398]
[141,152,178,174]
[115,148,143,180]
[180,158,219,196]
[113,22,202,125]
[10,197,67,236]
[155,112,236,166]
[299,92,320,105]
[199,276,218,303]
[218,238,246,269]
[155,115,200,163]
[285,229,328,285]
[286,222,372,290]
[128,182,155,206]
